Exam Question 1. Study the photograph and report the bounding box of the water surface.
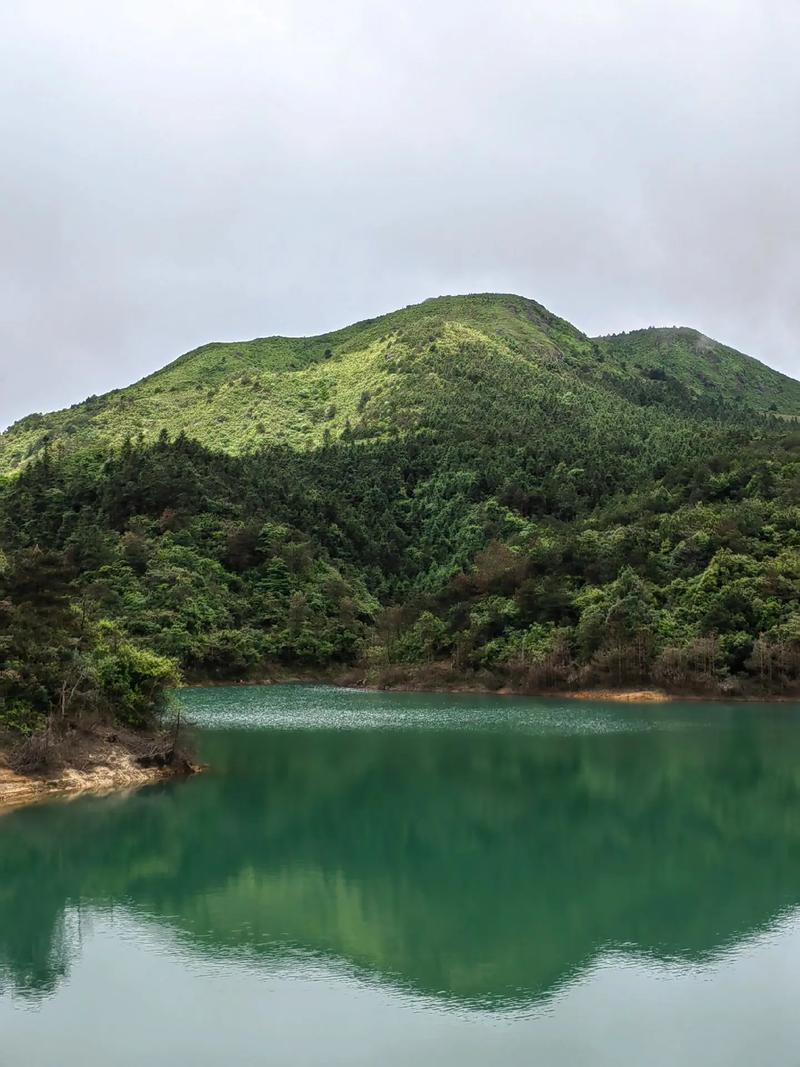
[3,685,800,1065]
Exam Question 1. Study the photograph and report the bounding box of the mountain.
[2,293,797,473]
[4,292,800,743]
[594,326,800,414]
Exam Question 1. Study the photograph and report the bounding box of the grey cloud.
[1,0,799,427]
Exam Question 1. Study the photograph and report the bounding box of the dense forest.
[2,294,800,740]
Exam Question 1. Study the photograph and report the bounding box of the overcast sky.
[1,0,799,428]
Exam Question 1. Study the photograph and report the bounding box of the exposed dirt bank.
[0,726,198,814]
[561,688,672,703]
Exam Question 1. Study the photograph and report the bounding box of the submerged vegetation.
[2,292,800,741]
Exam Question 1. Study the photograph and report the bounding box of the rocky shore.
[0,725,197,814]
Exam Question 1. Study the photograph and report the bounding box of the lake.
[2,685,800,1065]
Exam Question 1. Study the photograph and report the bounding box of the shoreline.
[5,676,794,814]
[181,669,800,705]
[0,727,198,815]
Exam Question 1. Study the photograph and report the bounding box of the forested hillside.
[2,293,800,738]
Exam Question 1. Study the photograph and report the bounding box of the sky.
[1,0,799,429]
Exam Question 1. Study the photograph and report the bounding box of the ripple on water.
[175,683,715,736]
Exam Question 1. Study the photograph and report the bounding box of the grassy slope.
[2,294,798,472]
[594,327,800,415]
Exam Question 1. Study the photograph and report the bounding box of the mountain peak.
[594,326,800,412]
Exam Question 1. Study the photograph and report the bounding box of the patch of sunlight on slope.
[0,335,397,464]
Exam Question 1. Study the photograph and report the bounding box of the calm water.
[3,686,800,1065]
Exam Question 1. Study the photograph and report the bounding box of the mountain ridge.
[2,293,798,473]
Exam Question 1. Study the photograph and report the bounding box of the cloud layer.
[1,0,798,427]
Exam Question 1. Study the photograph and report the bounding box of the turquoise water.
[3,685,800,1064]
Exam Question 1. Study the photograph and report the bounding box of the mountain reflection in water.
[3,687,800,1017]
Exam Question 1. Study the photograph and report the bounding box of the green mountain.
[2,294,797,473]
[594,326,800,414]
[3,292,800,740]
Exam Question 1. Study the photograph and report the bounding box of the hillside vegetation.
[2,292,800,742]
[595,327,800,415]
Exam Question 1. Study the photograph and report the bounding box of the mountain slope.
[1,294,798,473]
[0,294,594,471]
[5,296,800,722]
[594,327,800,414]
